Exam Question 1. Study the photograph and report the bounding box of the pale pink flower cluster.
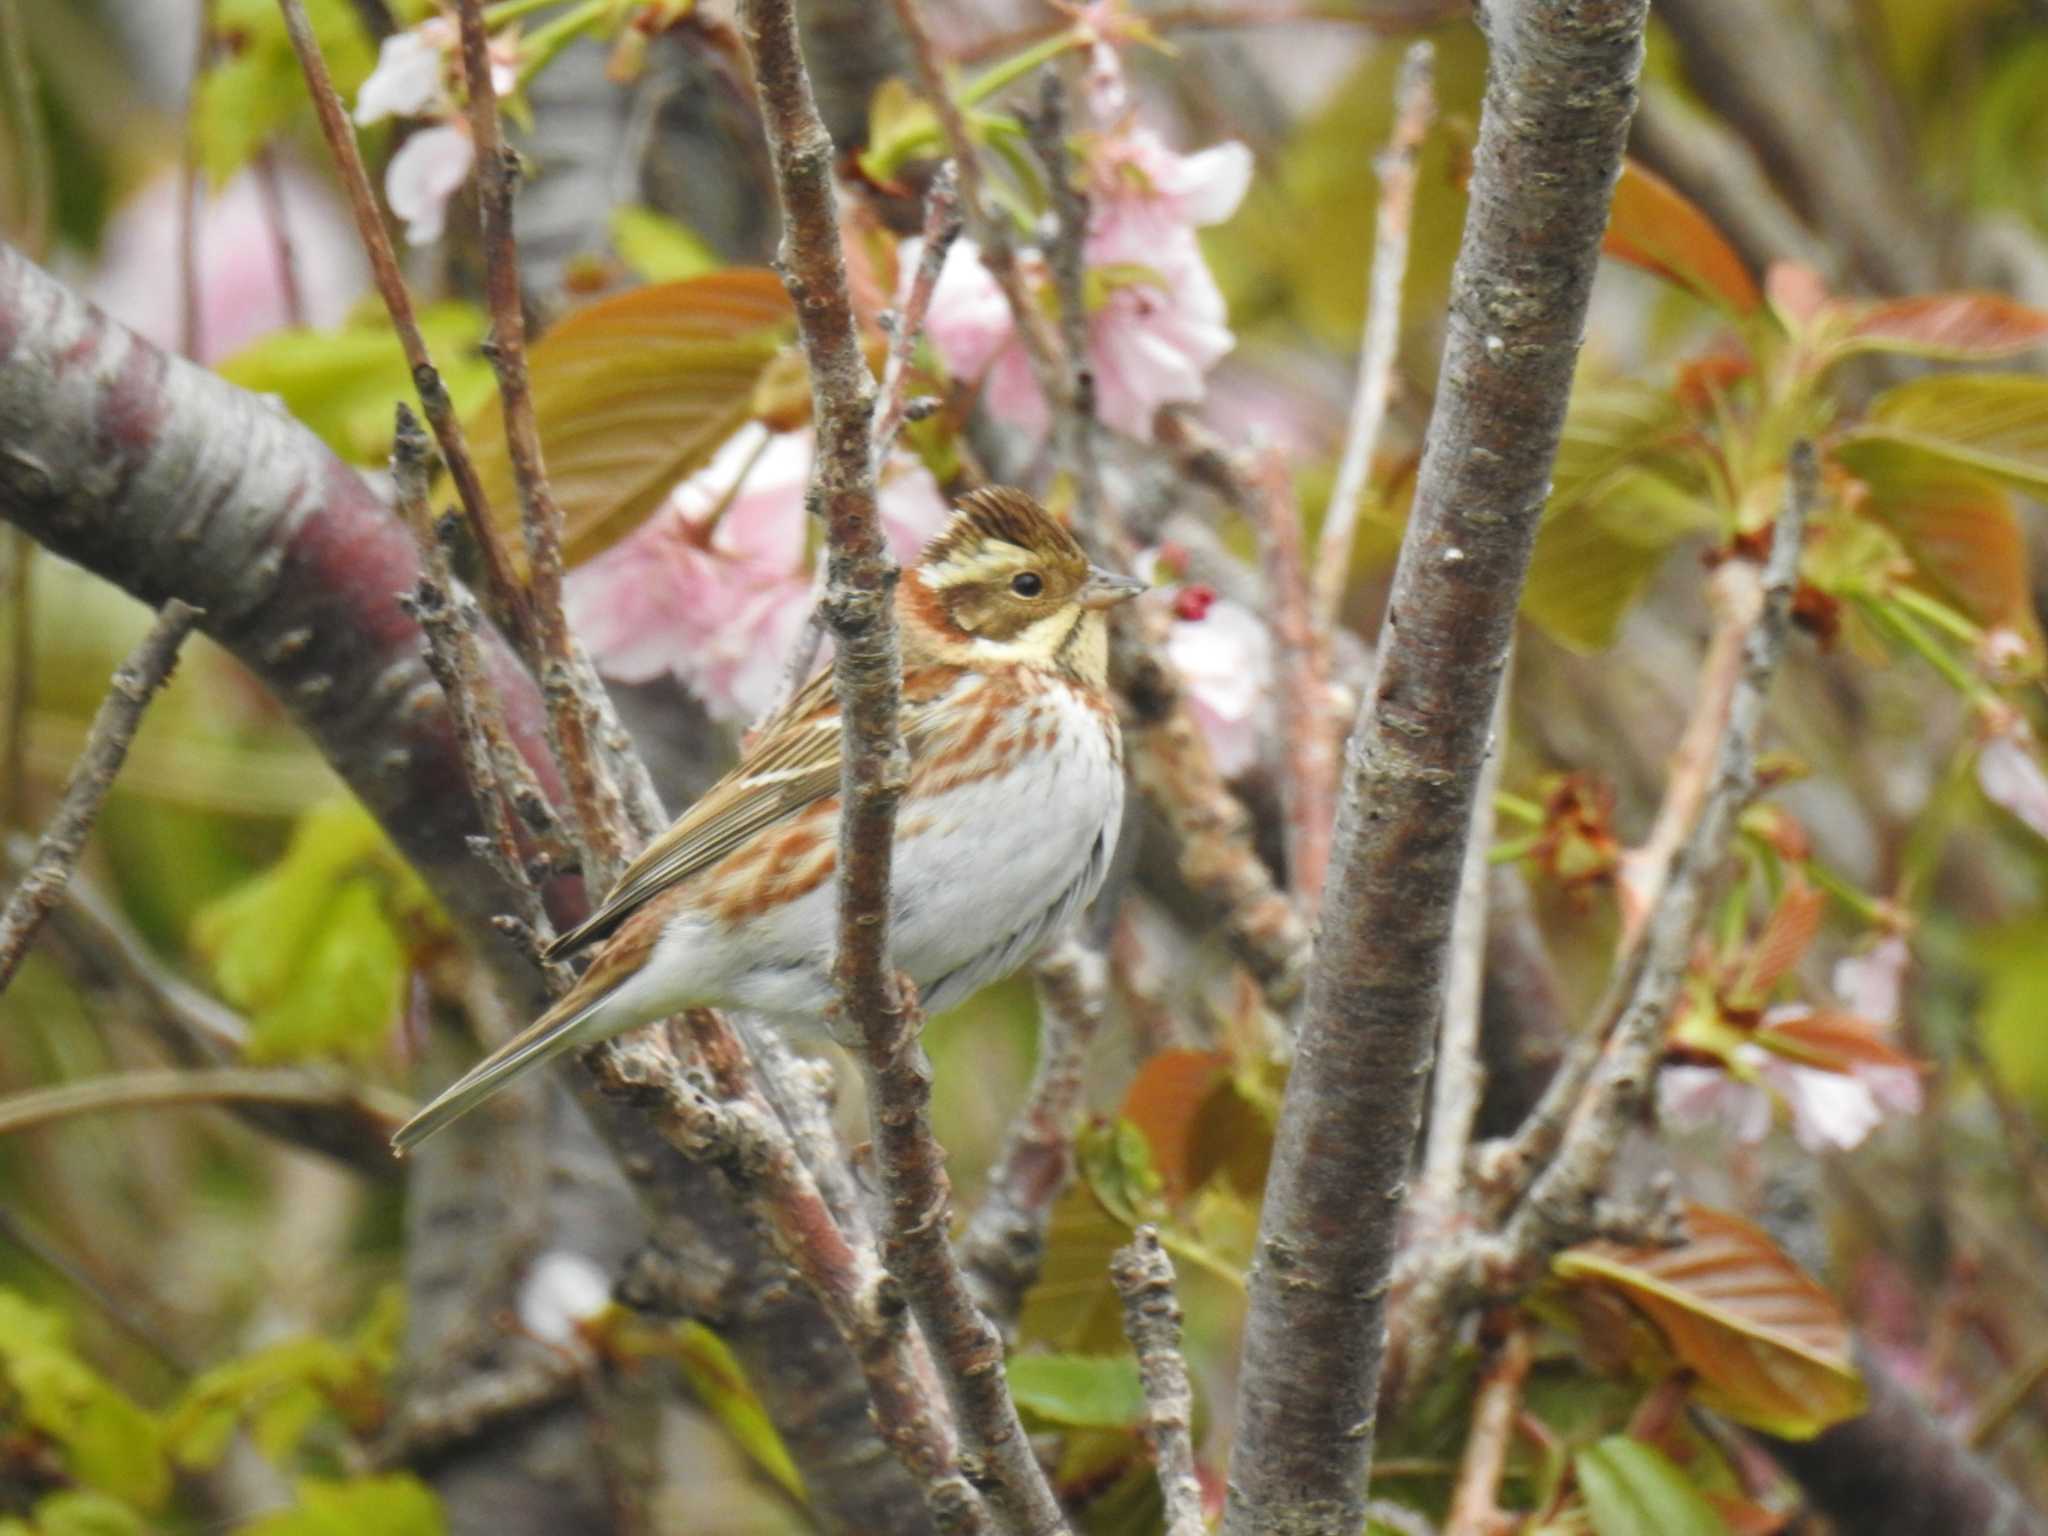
[566,427,952,723]
[1135,550,1274,778]
[917,122,1250,440]
[352,17,517,245]
[1657,937,1920,1154]
[87,164,366,364]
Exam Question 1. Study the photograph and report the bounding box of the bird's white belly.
[656,683,1124,1023]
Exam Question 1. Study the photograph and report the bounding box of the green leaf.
[0,1292,170,1510]
[241,1476,445,1536]
[216,303,495,466]
[1845,374,2048,498]
[191,800,444,1063]
[672,1322,806,1503]
[1520,386,1718,651]
[194,0,374,186]
[18,1493,146,1536]
[610,207,720,283]
[463,270,795,566]
[1008,1354,1146,1430]
[1574,1437,1725,1536]
[167,1288,401,1469]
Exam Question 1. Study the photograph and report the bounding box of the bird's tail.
[392,990,609,1156]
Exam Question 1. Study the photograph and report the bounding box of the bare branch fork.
[737,1,1069,1532]
[0,600,201,996]
[1389,448,1817,1414]
[1220,4,1651,1534]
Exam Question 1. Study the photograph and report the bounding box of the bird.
[394,486,1145,1153]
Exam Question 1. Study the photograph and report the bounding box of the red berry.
[1173,583,1217,622]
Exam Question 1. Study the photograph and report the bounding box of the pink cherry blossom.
[1161,588,1274,778]
[352,15,519,246]
[1657,1063,1773,1144]
[85,164,368,364]
[915,122,1250,442]
[566,428,951,724]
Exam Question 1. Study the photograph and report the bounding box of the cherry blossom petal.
[354,27,447,125]
[1165,596,1274,777]
[1755,1054,1885,1152]
[517,1251,611,1348]
[1831,935,1909,1025]
[384,121,475,246]
[1657,1064,1772,1144]
[1977,728,2048,840]
[918,238,1016,384]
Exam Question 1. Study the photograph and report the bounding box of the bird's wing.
[543,664,961,958]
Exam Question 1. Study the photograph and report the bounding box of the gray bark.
[1219,3,1650,1532]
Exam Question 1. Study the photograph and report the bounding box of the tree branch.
[0,599,199,996]
[738,4,1064,1531]
[1220,5,1650,1531]
[0,240,933,1536]
[274,0,534,655]
[1111,1227,1205,1536]
[959,934,1109,1333]
[1311,39,1434,633]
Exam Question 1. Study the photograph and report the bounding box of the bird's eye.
[1010,571,1045,598]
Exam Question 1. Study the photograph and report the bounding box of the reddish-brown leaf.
[1756,1009,1921,1078]
[1603,160,1761,316]
[1837,436,2040,641]
[1555,1205,1865,1439]
[1734,879,1824,1002]
[1838,293,2048,361]
[1120,1050,1231,1202]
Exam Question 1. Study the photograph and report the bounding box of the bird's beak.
[1077,568,1149,610]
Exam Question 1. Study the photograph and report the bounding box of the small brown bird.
[396,487,1144,1152]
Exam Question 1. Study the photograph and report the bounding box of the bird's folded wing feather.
[544,665,960,957]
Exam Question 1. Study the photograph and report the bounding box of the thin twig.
[1026,74,1106,541]
[1443,1319,1530,1536]
[274,0,534,657]
[177,0,212,360]
[1497,445,1817,1272]
[741,3,1070,1529]
[620,1016,992,1535]
[0,0,50,259]
[455,0,637,876]
[252,145,307,329]
[1119,602,1310,1009]
[3,530,28,829]
[875,162,964,462]
[1112,1227,1205,1536]
[0,1206,192,1369]
[390,406,554,943]
[0,601,200,997]
[1311,40,1434,633]
[0,1066,411,1140]
[885,0,1070,416]
[1250,445,1337,903]
[1416,658,1510,1222]
[959,934,1109,1331]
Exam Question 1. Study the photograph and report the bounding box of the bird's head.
[906,487,1146,685]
